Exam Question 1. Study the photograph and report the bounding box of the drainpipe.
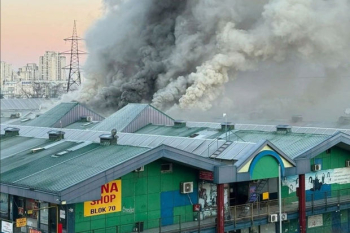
[298,174,306,233]
[217,184,224,233]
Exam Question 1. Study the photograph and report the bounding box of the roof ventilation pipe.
[174,120,186,128]
[276,125,292,134]
[4,127,20,137]
[99,129,118,146]
[48,130,65,141]
[221,122,235,131]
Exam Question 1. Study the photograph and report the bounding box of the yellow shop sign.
[84,180,121,216]
[16,217,27,227]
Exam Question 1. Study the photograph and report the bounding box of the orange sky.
[1,0,103,69]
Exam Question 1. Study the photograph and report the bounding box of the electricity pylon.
[61,20,87,92]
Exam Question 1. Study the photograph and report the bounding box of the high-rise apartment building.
[1,61,15,83]
[39,51,66,81]
[18,63,39,81]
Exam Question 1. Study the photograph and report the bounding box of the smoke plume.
[79,0,350,116]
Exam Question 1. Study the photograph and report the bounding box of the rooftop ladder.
[210,141,232,158]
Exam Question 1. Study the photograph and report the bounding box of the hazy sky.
[1,0,103,69]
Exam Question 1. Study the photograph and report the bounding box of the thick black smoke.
[78,0,350,117]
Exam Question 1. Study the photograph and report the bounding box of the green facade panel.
[252,155,279,180]
[74,159,198,232]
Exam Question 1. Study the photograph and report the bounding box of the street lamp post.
[278,164,282,233]
[223,113,227,141]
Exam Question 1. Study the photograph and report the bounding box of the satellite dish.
[345,108,350,115]
[111,129,117,137]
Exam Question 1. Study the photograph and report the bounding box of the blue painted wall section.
[161,190,198,226]
[306,158,331,201]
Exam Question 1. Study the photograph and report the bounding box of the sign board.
[283,167,350,194]
[199,171,214,181]
[60,210,65,219]
[1,221,13,233]
[29,229,42,233]
[84,180,121,216]
[308,214,323,228]
[16,218,26,227]
[262,192,269,200]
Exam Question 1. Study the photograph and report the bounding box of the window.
[161,163,173,173]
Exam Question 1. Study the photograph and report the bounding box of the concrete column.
[217,184,225,233]
[298,174,306,233]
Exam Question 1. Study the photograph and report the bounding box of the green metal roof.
[136,124,207,137]
[0,136,49,159]
[231,130,331,159]
[91,104,149,132]
[64,121,97,129]
[0,136,149,192]
[22,102,78,127]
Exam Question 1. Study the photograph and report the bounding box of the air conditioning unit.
[134,166,144,172]
[86,116,93,122]
[268,214,278,223]
[180,182,193,194]
[311,164,321,171]
[346,161,350,167]
[280,213,287,221]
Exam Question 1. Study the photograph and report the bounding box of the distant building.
[17,63,39,81]
[0,61,15,83]
[39,51,66,81]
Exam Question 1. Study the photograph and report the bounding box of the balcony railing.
[226,188,350,224]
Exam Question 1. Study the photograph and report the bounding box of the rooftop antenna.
[223,113,227,141]
[61,20,87,92]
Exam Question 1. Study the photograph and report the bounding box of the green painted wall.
[312,147,350,170]
[282,218,299,232]
[251,155,279,180]
[74,159,198,233]
[312,146,350,191]
[282,210,350,233]
[306,210,349,233]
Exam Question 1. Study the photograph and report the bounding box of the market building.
[1,103,350,233]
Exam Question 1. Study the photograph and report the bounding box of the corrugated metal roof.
[91,104,149,132]
[187,121,221,129]
[64,121,97,129]
[0,124,227,158]
[135,124,206,137]
[215,141,257,160]
[231,131,331,159]
[0,98,56,111]
[3,123,349,160]
[0,137,49,159]
[0,137,148,192]
[21,102,78,127]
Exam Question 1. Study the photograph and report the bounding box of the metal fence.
[226,188,350,224]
